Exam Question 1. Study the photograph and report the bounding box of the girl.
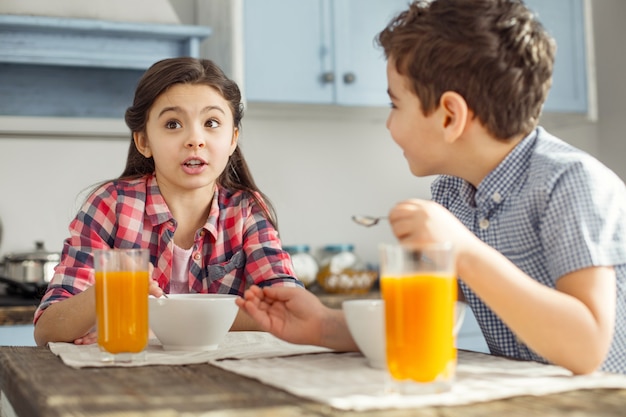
[34,57,302,346]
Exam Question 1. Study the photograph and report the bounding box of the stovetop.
[0,283,43,307]
[0,295,40,307]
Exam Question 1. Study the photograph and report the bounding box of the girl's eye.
[389,102,397,109]
[165,120,181,129]
[206,119,220,128]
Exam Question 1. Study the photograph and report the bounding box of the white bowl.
[149,294,238,351]
[343,299,386,369]
[342,299,467,369]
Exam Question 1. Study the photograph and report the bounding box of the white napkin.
[211,349,626,411]
[48,332,330,368]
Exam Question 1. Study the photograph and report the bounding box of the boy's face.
[385,60,447,178]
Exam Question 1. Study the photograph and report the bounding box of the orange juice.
[95,270,149,354]
[381,272,457,383]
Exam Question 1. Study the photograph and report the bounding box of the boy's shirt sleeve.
[540,158,626,282]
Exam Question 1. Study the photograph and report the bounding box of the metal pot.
[1,241,60,285]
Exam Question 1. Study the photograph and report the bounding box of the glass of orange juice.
[379,242,457,394]
[94,248,150,363]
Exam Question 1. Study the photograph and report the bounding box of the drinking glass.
[379,242,457,394]
[94,248,150,363]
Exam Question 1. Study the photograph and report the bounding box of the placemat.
[212,349,626,411]
[48,332,330,368]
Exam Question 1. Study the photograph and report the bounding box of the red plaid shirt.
[34,174,301,323]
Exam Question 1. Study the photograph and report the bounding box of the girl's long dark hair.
[120,57,278,228]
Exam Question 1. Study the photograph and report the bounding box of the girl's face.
[134,83,238,196]
[385,60,447,178]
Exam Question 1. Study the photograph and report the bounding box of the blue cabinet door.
[243,0,405,106]
[243,0,334,104]
[244,0,589,112]
[525,0,588,113]
[332,0,406,106]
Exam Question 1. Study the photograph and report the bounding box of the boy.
[237,0,626,375]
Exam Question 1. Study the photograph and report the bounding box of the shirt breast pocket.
[206,250,246,288]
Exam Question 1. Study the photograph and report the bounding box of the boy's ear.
[133,132,152,158]
[439,91,469,144]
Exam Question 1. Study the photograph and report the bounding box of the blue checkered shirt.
[432,127,626,374]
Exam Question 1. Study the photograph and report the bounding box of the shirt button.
[199,230,205,237]
[492,192,502,203]
[194,253,201,261]
[479,219,490,230]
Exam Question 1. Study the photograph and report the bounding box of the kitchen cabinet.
[0,15,211,118]
[243,0,407,106]
[242,0,591,113]
[525,0,590,113]
[0,325,36,347]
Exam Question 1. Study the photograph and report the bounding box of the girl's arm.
[34,286,97,346]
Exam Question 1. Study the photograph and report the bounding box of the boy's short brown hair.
[377,0,555,140]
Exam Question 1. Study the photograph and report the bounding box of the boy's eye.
[206,119,220,128]
[389,102,397,109]
[165,120,181,129]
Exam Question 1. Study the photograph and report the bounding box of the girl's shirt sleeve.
[33,182,119,324]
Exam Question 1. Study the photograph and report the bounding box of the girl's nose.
[185,129,206,148]
[186,141,205,148]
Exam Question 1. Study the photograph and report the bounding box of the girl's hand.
[73,328,97,345]
[150,279,165,297]
[148,262,167,298]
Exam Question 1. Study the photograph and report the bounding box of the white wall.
[0,107,426,263]
[0,1,624,266]
[0,106,602,265]
[592,0,626,178]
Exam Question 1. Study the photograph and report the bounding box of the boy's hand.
[389,199,478,254]
[236,286,327,346]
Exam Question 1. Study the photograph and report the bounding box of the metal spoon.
[351,215,387,227]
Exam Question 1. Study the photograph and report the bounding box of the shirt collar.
[204,186,221,239]
[144,174,220,236]
[144,174,173,226]
[473,128,539,210]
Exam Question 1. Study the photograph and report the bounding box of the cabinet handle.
[321,72,335,83]
[343,72,356,84]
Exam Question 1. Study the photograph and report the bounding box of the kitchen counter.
[0,290,373,327]
[0,305,36,326]
[316,290,380,308]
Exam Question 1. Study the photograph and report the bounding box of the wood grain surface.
[1,346,625,416]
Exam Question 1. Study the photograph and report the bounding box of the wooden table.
[1,346,625,416]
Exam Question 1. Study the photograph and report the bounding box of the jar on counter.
[316,244,377,294]
[284,245,319,288]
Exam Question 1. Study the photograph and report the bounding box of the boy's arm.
[457,241,615,375]
[389,198,615,375]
